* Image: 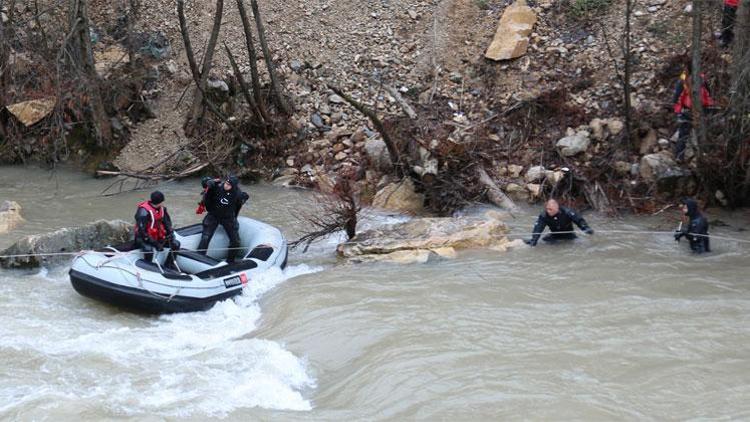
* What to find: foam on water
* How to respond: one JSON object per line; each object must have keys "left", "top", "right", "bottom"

{"left": 0, "top": 264, "right": 322, "bottom": 418}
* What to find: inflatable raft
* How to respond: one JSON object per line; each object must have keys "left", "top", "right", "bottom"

{"left": 69, "top": 217, "right": 288, "bottom": 313}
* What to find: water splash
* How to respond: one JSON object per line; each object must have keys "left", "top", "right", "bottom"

{"left": 0, "top": 264, "right": 322, "bottom": 418}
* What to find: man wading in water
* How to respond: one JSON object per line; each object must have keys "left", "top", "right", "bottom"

{"left": 525, "top": 199, "right": 594, "bottom": 246}
{"left": 674, "top": 198, "right": 710, "bottom": 253}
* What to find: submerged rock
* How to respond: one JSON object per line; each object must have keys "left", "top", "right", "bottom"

{"left": 338, "top": 214, "right": 517, "bottom": 264}
{"left": 0, "top": 201, "right": 25, "bottom": 234}
{"left": 0, "top": 220, "right": 131, "bottom": 269}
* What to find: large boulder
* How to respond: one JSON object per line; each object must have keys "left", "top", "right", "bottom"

{"left": 640, "top": 153, "right": 694, "bottom": 195}
{"left": 372, "top": 178, "right": 424, "bottom": 214}
{"left": 556, "top": 131, "right": 590, "bottom": 157}
{"left": 640, "top": 152, "right": 677, "bottom": 181}
{"left": 524, "top": 165, "right": 546, "bottom": 182}
{"left": 0, "top": 201, "right": 25, "bottom": 234}
{"left": 338, "top": 214, "right": 519, "bottom": 263}
{"left": 484, "top": 0, "right": 537, "bottom": 61}
{"left": 5, "top": 97, "right": 56, "bottom": 127}
{"left": 0, "top": 220, "right": 131, "bottom": 269}
{"left": 364, "top": 137, "right": 392, "bottom": 171}
{"left": 94, "top": 45, "right": 130, "bottom": 76}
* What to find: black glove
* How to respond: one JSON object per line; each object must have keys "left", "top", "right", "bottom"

{"left": 201, "top": 176, "right": 212, "bottom": 188}
{"left": 524, "top": 239, "right": 537, "bottom": 247}
{"left": 674, "top": 231, "right": 684, "bottom": 242}
{"left": 584, "top": 227, "right": 594, "bottom": 235}
{"left": 155, "top": 241, "right": 164, "bottom": 252}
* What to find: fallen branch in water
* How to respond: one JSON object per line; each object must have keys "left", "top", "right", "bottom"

{"left": 290, "top": 168, "right": 360, "bottom": 252}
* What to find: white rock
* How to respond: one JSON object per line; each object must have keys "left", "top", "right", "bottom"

{"left": 556, "top": 132, "right": 590, "bottom": 157}
{"left": 525, "top": 165, "right": 546, "bottom": 182}
{"left": 526, "top": 183, "right": 542, "bottom": 197}
{"left": 328, "top": 94, "right": 344, "bottom": 104}
{"left": 508, "top": 164, "right": 524, "bottom": 178}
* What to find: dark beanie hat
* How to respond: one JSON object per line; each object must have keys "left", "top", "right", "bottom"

{"left": 150, "top": 191, "right": 165, "bottom": 205}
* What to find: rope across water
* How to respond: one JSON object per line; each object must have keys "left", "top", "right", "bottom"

{"left": 0, "top": 229, "right": 748, "bottom": 260}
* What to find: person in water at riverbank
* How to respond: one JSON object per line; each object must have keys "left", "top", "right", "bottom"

{"left": 134, "top": 191, "right": 179, "bottom": 263}
{"left": 196, "top": 175, "right": 249, "bottom": 263}
{"left": 674, "top": 198, "right": 710, "bottom": 253}
{"left": 524, "top": 199, "right": 594, "bottom": 246}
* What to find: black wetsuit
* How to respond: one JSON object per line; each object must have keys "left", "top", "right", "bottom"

{"left": 675, "top": 199, "right": 710, "bottom": 253}
{"left": 134, "top": 204, "right": 178, "bottom": 263}
{"left": 197, "top": 177, "right": 249, "bottom": 262}
{"left": 528, "top": 207, "right": 592, "bottom": 246}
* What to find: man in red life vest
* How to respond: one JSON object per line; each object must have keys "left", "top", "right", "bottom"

{"left": 134, "top": 191, "right": 179, "bottom": 263}
{"left": 720, "top": 0, "right": 738, "bottom": 48}
{"left": 672, "top": 62, "right": 715, "bottom": 161}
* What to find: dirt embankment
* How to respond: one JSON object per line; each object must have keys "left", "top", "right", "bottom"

{"left": 7, "top": 0, "right": 729, "bottom": 210}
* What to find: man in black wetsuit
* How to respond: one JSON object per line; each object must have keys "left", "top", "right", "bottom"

{"left": 133, "top": 191, "right": 180, "bottom": 264}
{"left": 196, "top": 175, "right": 249, "bottom": 263}
{"left": 525, "top": 199, "right": 594, "bottom": 246}
{"left": 674, "top": 198, "right": 710, "bottom": 253}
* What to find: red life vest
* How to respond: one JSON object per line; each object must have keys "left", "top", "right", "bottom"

{"left": 725, "top": 0, "right": 738, "bottom": 8}
{"left": 674, "top": 74, "right": 715, "bottom": 114}
{"left": 135, "top": 201, "right": 167, "bottom": 242}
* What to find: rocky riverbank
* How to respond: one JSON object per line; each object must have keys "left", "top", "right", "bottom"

{"left": 1, "top": 0, "right": 736, "bottom": 212}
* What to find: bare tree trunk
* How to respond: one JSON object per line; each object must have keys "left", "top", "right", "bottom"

{"left": 71, "top": 0, "right": 112, "bottom": 147}
{"left": 728, "top": 0, "right": 750, "bottom": 203}
{"left": 188, "top": 0, "right": 224, "bottom": 127}
{"left": 125, "top": 0, "right": 138, "bottom": 66}
{"left": 4, "top": 0, "right": 16, "bottom": 41}
{"left": 224, "top": 42, "right": 264, "bottom": 124}
{"left": 177, "top": 0, "right": 246, "bottom": 143}
{"left": 0, "top": 0, "right": 8, "bottom": 138}
{"left": 690, "top": 0, "right": 707, "bottom": 154}
{"left": 327, "top": 84, "right": 402, "bottom": 174}
{"left": 249, "top": 0, "right": 290, "bottom": 114}
{"left": 236, "top": 0, "right": 269, "bottom": 122}
{"left": 176, "top": 0, "right": 200, "bottom": 81}
{"left": 33, "top": 0, "right": 49, "bottom": 54}
{"left": 623, "top": 0, "right": 633, "bottom": 148}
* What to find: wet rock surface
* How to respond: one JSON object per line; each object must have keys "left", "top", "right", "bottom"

{"left": 0, "top": 220, "right": 131, "bottom": 269}
{"left": 338, "top": 214, "right": 519, "bottom": 264}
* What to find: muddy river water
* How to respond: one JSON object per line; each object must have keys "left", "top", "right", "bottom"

{"left": 1, "top": 166, "right": 749, "bottom": 420}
